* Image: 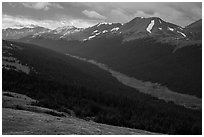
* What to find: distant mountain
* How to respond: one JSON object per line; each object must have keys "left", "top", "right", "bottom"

{"left": 120, "top": 17, "right": 187, "bottom": 41}
{"left": 2, "top": 25, "right": 50, "bottom": 40}
{"left": 52, "top": 26, "right": 82, "bottom": 35}
{"left": 16, "top": 17, "right": 187, "bottom": 42}
{"left": 23, "top": 22, "right": 122, "bottom": 41}
{"left": 31, "top": 26, "right": 84, "bottom": 40}
{"left": 72, "top": 22, "right": 122, "bottom": 41}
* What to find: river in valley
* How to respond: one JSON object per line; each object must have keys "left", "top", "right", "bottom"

{"left": 66, "top": 53, "right": 202, "bottom": 110}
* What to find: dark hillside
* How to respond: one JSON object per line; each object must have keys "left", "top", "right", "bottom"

{"left": 65, "top": 37, "right": 202, "bottom": 97}
{"left": 17, "top": 36, "right": 202, "bottom": 97}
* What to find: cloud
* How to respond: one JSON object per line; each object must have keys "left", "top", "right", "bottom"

{"left": 22, "top": 2, "right": 63, "bottom": 11}
{"left": 108, "top": 9, "right": 133, "bottom": 23}
{"left": 7, "top": 2, "right": 17, "bottom": 7}
{"left": 3, "top": 2, "right": 202, "bottom": 27}
{"left": 82, "top": 10, "right": 106, "bottom": 20}
{"left": 167, "top": 3, "right": 202, "bottom": 21}
{"left": 2, "top": 14, "right": 97, "bottom": 29}
{"left": 74, "top": 2, "right": 202, "bottom": 26}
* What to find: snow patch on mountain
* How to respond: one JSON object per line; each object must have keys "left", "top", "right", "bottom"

{"left": 146, "top": 20, "right": 155, "bottom": 33}
{"left": 102, "top": 30, "right": 108, "bottom": 33}
{"left": 177, "top": 31, "right": 186, "bottom": 37}
{"left": 88, "top": 35, "right": 96, "bottom": 39}
{"left": 95, "top": 32, "right": 101, "bottom": 36}
{"left": 111, "top": 27, "right": 119, "bottom": 31}
{"left": 178, "top": 27, "right": 183, "bottom": 30}
{"left": 92, "top": 30, "right": 98, "bottom": 34}
{"left": 168, "top": 27, "right": 174, "bottom": 31}
{"left": 158, "top": 28, "right": 162, "bottom": 30}
{"left": 87, "top": 31, "right": 102, "bottom": 40}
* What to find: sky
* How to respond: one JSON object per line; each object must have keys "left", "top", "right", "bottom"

{"left": 2, "top": 2, "right": 202, "bottom": 29}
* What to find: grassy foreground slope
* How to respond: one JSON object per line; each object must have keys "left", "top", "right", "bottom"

{"left": 3, "top": 91, "right": 156, "bottom": 135}
{"left": 3, "top": 108, "right": 157, "bottom": 135}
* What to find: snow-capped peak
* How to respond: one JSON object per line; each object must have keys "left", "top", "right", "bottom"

{"left": 55, "top": 26, "right": 76, "bottom": 31}
{"left": 97, "top": 22, "right": 113, "bottom": 27}
{"left": 6, "top": 24, "right": 40, "bottom": 29}
{"left": 52, "top": 26, "right": 81, "bottom": 34}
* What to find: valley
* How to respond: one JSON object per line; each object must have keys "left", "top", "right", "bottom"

{"left": 65, "top": 37, "right": 202, "bottom": 98}
{"left": 8, "top": 18, "right": 201, "bottom": 98}
{"left": 66, "top": 53, "right": 201, "bottom": 110}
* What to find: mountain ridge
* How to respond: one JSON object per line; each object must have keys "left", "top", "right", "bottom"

{"left": 3, "top": 17, "right": 202, "bottom": 44}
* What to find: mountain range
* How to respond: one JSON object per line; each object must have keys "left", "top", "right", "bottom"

{"left": 3, "top": 17, "right": 202, "bottom": 45}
